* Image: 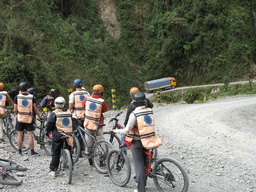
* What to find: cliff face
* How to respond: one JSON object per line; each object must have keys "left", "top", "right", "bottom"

{"left": 98, "top": 0, "right": 121, "bottom": 38}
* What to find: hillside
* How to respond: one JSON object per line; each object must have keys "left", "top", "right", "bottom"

{"left": 0, "top": 0, "right": 255, "bottom": 108}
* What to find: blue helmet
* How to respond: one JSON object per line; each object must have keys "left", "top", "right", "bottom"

{"left": 73, "top": 79, "right": 83, "bottom": 88}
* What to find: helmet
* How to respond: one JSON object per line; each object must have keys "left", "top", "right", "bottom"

{"left": 130, "top": 87, "right": 140, "bottom": 95}
{"left": 28, "top": 87, "right": 35, "bottom": 94}
{"left": 19, "top": 82, "right": 29, "bottom": 91}
{"left": 0, "top": 83, "right": 5, "bottom": 90}
{"left": 73, "top": 79, "right": 83, "bottom": 88}
{"left": 132, "top": 91, "right": 146, "bottom": 106}
{"left": 92, "top": 84, "right": 104, "bottom": 94}
{"left": 54, "top": 97, "right": 66, "bottom": 108}
{"left": 50, "top": 89, "right": 56, "bottom": 95}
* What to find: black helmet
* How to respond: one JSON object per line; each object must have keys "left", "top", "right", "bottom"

{"left": 28, "top": 87, "right": 35, "bottom": 94}
{"left": 73, "top": 79, "right": 83, "bottom": 88}
{"left": 132, "top": 91, "right": 146, "bottom": 106}
{"left": 19, "top": 82, "right": 29, "bottom": 91}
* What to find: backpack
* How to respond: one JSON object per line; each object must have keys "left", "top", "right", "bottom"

{"left": 40, "top": 97, "right": 47, "bottom": 108}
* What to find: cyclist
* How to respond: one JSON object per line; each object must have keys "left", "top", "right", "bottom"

{"left": 40, "top": 89, "right": 57, "bottom": 118}
{"left": 113, "top": 91, "right": 162, "bottom": 192}
{"left": 82, "top": 84, "right": 108, "bottom": 165}
{"left": 69, "top": 79, "right": 90, "bottom": 157}
{"left": 0, "top": 82, "right": 14, "bottom": 143}
{"left": 14, "top": 82, "right": 43, "bottom": 156}
{"left": 45, "top": 96, "right": 73, "bottom": 177}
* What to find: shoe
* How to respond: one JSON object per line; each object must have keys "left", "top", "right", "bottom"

{"left": 31, "top": 151, "right": 40, "bottom": 156}
{"left": 17, "top": 151, "right": 22, "bottom": 156}
{"left": 49, "top": 171, "right": 56, "bottom": 177}
{"left": 88, "top": 158, "right": 93, "bottom": 166}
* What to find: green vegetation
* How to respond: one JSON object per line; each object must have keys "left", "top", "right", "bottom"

{"left": 0, "top": 0, "right": 255, "bottom": 108}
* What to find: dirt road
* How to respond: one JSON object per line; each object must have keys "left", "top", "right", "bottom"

{"left": 1, "top": 95, "right": 256, "bottom": 192}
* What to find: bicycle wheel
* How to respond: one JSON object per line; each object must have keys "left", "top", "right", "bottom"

{"left": 61, "top": 149, "right": 72, "bottom": 184}
{"left": 71, "top": 135, "right": 81, "bottom": 164}
{"left": 6, "top": 118, "right": 15, "bottom": 139}
{"left": 92, "top": 140, "right": 113, "bottom": 174}
{"left": 0, "top": 158, "right": 27, "bottom": 171}
{"left": 103, "top": 132, "right": 121, "bottom": 149}
{"left": 40, "top": 134, "right": 52, "bottom": 156}
{"left": 106, "top": 149, "right": 131, "bottom": 187}
{"left": 152, "top": 158, "right": 189, "bottom": 192}
{"left": 0, "top": 171, "right": 23, "bottom": 185}
{"left": 9, "top": 130, "right": 30, "bottom": 152}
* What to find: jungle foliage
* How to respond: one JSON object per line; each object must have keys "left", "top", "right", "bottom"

{"left": 0, "top": 0, "right": 255, "bottom": 108}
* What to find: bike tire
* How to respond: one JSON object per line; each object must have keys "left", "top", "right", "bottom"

{"left": 0, "top": 158, "right": 27, "bottom": 171}
{"left": 106, "top": 149, "right": 131, "bottom": 187}
{"left": 71, "top": 134, "right": 81, "bottom": 164}
{"left": 92, "top": 140, "right": 113, "bottom": 174}
{"left": 0, "top": 172, "right": 23, "bottom": 185}
{"left": 6, "top": 118, "right": 15, "bottom": 139}
{"left": 9, "top": 130, "right": 30, "bottom": 152}
{"left": 103, "top": 132, "right": 121, "bottom": 149}
{"left": 62, "top": 149, "right": 72, "bottom": 184}
{"left": 152, "top": 157, "right": 189, "bottom": 192}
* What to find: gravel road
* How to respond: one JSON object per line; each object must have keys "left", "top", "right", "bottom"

{"left": 1, "top": 95, "right": 256, "bottom": 192}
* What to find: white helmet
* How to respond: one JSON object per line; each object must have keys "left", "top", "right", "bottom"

{"left": 54, "top": 97, "right": 66, "bottom": 108}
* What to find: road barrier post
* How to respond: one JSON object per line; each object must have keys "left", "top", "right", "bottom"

{"left": 111, "top": 89, "right": 117, "bottom": 110}
{"left": 157, "top": 88, "right": 161, "bottom": 103}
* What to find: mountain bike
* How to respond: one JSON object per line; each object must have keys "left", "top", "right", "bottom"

{"left": 0, "top": 158, "right": 27, "bottom": 185}
{"left": 9, "top": 118, "right": 52, "bottom": 155}
{"left": 73, "top": 120, "right": 113, "bottom": 174}
{"left": 106, "top": 141, "right": 189, "bottom": 192}
{"left": 2, "top": 108, "right": 15, "bottom": 139}
{"left": 103, "top": 111, "right": 123, "bottom": 149}
{"left": 56, "top": 134, "right": 73, "bottom": 184}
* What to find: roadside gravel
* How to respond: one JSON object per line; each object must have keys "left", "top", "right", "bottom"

{"left": 1, "top": 95, "right": 256, "bottom": 192}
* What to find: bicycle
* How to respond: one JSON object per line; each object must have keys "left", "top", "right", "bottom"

{"left": 0, "top": 158, "right": 27, "bottom": 185}
{"left": 56, "top": 134, "right": 73, "bottom": 184}
{"left": 9, "top": 118, "right": 52, "bottom": 155}
{"left": 103, "top": 111, "right": 123, "bottom": 149}
{"left": 73, "top": 120, "right": 113, "bottom": 174}
{"left": 106, "top": 141, "right": 189, "bottom": 192}
{"left": 2, "top": 108, "right": 15, "bottom": 139}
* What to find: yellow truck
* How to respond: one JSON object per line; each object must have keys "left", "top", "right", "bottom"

{"left": 144, "top": 77, "right": 177, "bottom": 91}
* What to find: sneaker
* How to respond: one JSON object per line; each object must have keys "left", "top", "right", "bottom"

{"left": 17, "top": 151, "right": 22, "bottom": 156}
{"left": 49, "top": 171, "right": 56, "bottom": 177}
{"left": 31, "top": 151, "right": 40, "bottom": 156}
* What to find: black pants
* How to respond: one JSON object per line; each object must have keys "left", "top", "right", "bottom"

{"left": 131, "top": 140, "right": 147, "bottom": 192}
{"left": 50, "top": 139, "right": 63, "bottom": 171}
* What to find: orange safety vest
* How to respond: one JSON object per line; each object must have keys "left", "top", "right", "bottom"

{"left": 73, "top": 91, "right": 89, "bottom": 119}
{"left": 54, "top": 109, "right": 73, "bottom": 133}
{"left": 0, "top": 91, "right": 7, "bottom": 115}
{"left": 17, "top": 94, "right": 33, "bottom": 123}
{"left": 84, "top": 97, "right": 104, "bottom": 130}
{"left": 125, "top": 108, "right": 162, "bottom": 150}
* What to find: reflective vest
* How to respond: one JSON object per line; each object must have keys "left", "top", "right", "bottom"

{"left": 54, "top": 109, "right": 72, "bottom": 133}
{"left": 0, "top": 91, "right": 7, "bottom": 115}
{"left": 73, "top": 91, "right": 89, "bottom": 119}
{"left": 17, "top": 94, "right": 33, "bottom": 123}
{"left": 125, "top": 108, "right": 162, "bottom": 150}
{"left": 84, "top": 97, "right": 104, "bottom": 130}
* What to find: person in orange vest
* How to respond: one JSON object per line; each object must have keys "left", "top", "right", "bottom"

{"left": 113, "top": 91, "right": 162, "bottom": 192}
{"left": 14, "top": 82, "right": 43, "bottom": 156}
{"left": 0, "top": 82, "right": 14, "bottom": 143}
{"left": 45, "top": 96, "right": 73, "bottom": 177}
{"left": 82, "top": 84, "right": 108, "bottom": 165}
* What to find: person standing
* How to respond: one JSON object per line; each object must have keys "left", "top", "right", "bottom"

{"left": 40, "top": 89, "right": 57, "bottom": 118}
{"left": 82, "top": 84, "right": 108, "bottom": 165}
{"left": 0, "top": 82, "right": 14, "bottom": 143}
{"left": 113, "top": 92, "right": 162, "bottom": 192}
{"left": 14, "top": 82, "right": 43, "bottom": 156}
{"left": 45, "top": 97, "right": 73, "bottom": 177}
{"left": 69, "top": 78, "right": 90, "bottom": 156}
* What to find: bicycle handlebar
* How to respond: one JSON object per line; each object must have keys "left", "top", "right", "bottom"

{"left": 108, "top": 111, "right": 123, "bottom": 124}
